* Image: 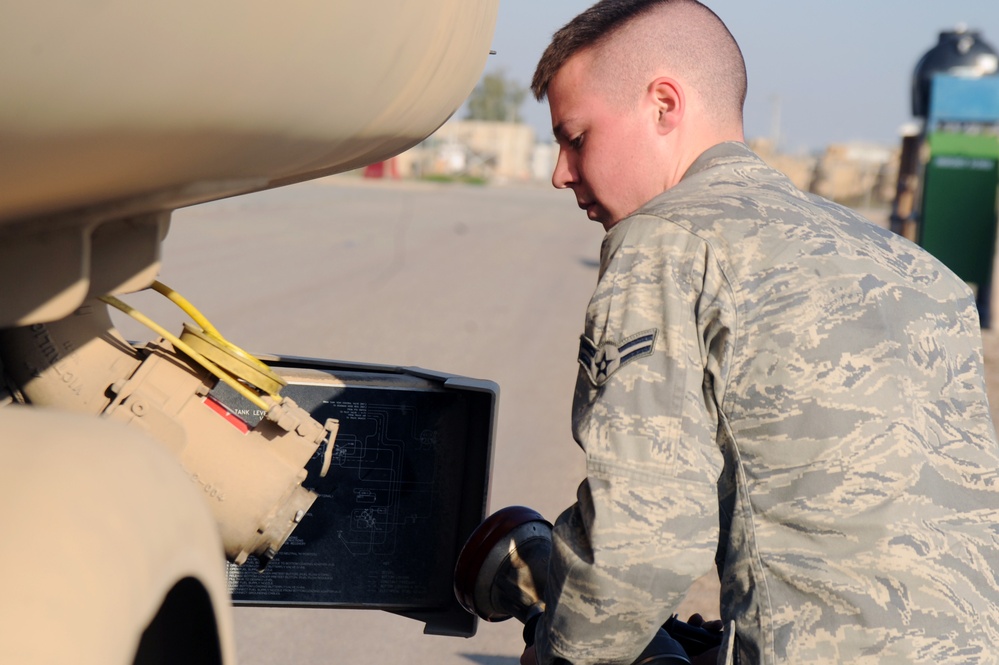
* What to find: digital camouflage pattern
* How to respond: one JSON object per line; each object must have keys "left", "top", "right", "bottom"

{"left": 534, "top": 142, "right": 999, "bottom": 664}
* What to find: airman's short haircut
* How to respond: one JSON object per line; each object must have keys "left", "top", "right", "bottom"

{"left": 532, "top": 0, "right": 747, "bottom": 125}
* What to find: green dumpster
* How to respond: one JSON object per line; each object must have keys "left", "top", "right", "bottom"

{"left": 919, "top": 132, "right": 999, "bottom": 326}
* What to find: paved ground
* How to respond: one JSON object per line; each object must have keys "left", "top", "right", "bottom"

{"left": 116, "top": 177, "right": 999, "bottom": 663}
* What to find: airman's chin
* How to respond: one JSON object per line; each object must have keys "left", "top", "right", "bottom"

{"left": 584, "top": 204, "right": 604, "bottom": 223}
{"left": 586, "top": 207, "right": 618, "bottom": 231}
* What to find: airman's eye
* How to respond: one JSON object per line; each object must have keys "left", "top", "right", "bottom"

{"left": 569, "top": 134, "right": 584, "bottom": 149}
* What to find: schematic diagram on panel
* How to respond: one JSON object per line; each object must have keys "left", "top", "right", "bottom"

{"left": 323, "top": 398, "right": 439, "bottom": 556}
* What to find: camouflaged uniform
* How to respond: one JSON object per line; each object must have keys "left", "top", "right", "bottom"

{"left": 534, "top": 141, "right": 999, "bottom": 664}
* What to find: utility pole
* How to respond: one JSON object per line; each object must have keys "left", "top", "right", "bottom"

{"left": 770, "top": 93, "right": 782, "bottom": 152}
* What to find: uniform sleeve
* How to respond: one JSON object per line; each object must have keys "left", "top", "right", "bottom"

{"left": 534, "top": 217, "right": 731, "bottom": 665}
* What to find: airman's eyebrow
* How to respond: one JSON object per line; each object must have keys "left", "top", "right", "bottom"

{"left": 552, "top": 122, "right": 571, "bottom": 143}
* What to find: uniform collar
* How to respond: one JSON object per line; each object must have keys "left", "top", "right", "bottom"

{"left": 680, "top": 141, "right": 759, "bottom": 182}
{"left": 604, "top": 141, "right": 760, "bottom": 242}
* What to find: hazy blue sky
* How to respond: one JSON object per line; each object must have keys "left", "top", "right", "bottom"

{"left": 477, "top": 1, "right": 999, "bottom": 153}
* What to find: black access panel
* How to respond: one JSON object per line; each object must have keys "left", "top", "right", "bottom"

{"left": 225, "top": 356, "right": 497, "bottom": 637}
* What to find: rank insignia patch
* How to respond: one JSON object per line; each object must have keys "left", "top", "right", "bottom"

{"left": 577, "top": 329, "right": 658, "bottom": 386}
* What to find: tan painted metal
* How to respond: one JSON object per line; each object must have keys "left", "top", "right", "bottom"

{"left": 0, "top": 407, "right": 237, "bottom": 664}
{"left": 0, "top": 212, "right": 169, "bottom": 329}
{"left": 0, "top": 0, "right": 498, "bottom": 225}
{"left": 0, "top": 302, "right": 142, "bottom": 413}
{"left": 1, "top": 302, "right": 334, "bottom": 566}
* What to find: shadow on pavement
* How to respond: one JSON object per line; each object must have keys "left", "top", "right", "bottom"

{"left": 460, "top": 655, "right": 521, "bottom": 665}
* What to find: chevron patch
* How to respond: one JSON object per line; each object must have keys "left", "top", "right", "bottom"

{"left": 577, "top": 329, "right": 658, "bottom": 386}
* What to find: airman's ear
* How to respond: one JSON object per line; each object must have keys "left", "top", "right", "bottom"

{"left": 650, "top": 77, "right": 684, "bottom": 134}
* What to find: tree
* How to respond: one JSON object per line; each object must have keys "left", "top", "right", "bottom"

{"left": 465, "top": 70, "right": 527, "bottom": 123}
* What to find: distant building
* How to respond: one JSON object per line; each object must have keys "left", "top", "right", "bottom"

{"left": 810, "top": 142, "right": 899, "bottom": 208}
{"left": 395, "top": 122, "right": 899, "bottom": 210}
{"left": 749, "top": 138, "right": 817, "bottom": 192}
{"left": 750, "top": 138, "right": 898, "bottom": 210}
{"left": 532, "top": 141, "right": 558, "bottom": 182}
{"left": 405, "top": 120, "right": 536, "bottom": 182}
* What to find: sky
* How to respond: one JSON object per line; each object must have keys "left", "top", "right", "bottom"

{"left": 475, "top": 0, "right": 999, "bottom": 154}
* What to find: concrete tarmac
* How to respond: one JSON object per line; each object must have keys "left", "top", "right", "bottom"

{"left": 113, "top": 176, "right": 999, "bottom": 664}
